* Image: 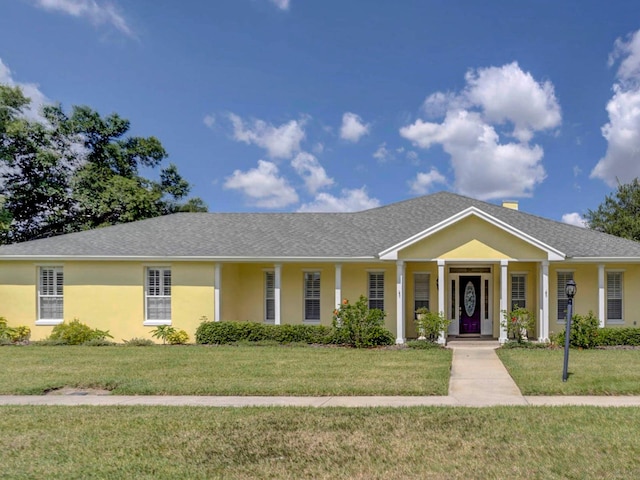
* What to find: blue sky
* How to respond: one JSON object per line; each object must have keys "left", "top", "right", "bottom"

{"left": 2, "top": 1, "right": 640, "bottom": 226}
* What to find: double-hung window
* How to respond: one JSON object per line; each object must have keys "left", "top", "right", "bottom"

{"left": 146, "top": 267, "right": 171, "bottom": 324}
{"left": 556, "top": 271, "right": 574, "bottom": 322}
{"left": 38, "top": 267, "right": 63, "bottom": 324}
{"left": 511, "top": 274, "right": 526, "bottom": 310}
{"left": 265, "top": 271, "right": 275, "bottom": 322}
{"left": 304, "top": 272, "right": 320, "bottom": 323}
{"left": 368, "top": 272, "right": 385, "bottom": 311}
{"left": 607, "top": 272, "right": 623, "bottom": 323}
{"left": 414, "top": 273, "right": 430, "bottom": 318}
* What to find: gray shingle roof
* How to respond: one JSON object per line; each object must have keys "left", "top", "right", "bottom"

{"left": 1, "top": 191, "right": 639, "bottom": 259}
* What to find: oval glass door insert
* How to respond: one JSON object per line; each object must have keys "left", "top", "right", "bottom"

{"left": 464, "top": 281, "right": 476, "bottom": 316}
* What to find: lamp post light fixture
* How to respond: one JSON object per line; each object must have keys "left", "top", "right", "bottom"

{"left": 562, "top": 279, "right": 577, "bottom": 382}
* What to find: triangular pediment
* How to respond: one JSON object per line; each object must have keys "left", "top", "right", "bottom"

{"left": 379, "top": 207, "right": 564, "bottom": 261}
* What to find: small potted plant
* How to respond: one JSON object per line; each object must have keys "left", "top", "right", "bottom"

{"left": 414, "top": 308, "right": 451, "bottom": 343}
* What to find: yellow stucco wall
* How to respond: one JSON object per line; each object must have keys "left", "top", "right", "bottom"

{"left": 398, "top": 216, "right": 547, "bottom": 260}
{"left": 2, "top": 257, "right": 640, "bottom": 343}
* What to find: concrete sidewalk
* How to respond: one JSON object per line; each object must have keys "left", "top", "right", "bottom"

{"left": 2, "top": 341, "right": 640, "bottom": 408}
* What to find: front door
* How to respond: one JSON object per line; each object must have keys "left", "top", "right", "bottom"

{"left": 459, "top": 276, "right": 481, "bottom": 334}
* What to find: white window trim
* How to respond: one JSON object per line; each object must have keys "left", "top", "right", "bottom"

{"left": 413, "top": 272, "right": 430, "bottom": 318}
{"left": 606, "top": 271, "right": 624, "bottom": 324}
{"left": 303, "top": 271, "right": 321, "bottom": 324}
{"left": 368, "top": 271, "right": 385, "bottom": 311}
{"left": 264, "top": 270, "right": 275, "bottom": 324}
{"left": 556, "top": 270, "right": 575, "bottom": 324}
{"left": 510, "top": 273, "right": 527, "bottom": 310}
{"left": 36, "top": 266, "right": 64, "bottom": 326}
{"left": 144, "top": 266, "right": 172, "bottom": 326}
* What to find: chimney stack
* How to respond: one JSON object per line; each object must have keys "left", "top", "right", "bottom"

{"left": 502, "top": 200, "right": 519, "bottom": 210}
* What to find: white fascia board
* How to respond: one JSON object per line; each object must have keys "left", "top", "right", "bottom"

{"left": 0, "top": 255, "right": 379, "bottom": 263}
{"left": 565, "top": 257, "right": 640, "bottom": 263}
{"left": 378, "top": 207, "right": 565, "bottom": 261}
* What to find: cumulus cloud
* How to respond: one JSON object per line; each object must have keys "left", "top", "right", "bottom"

{"left": 409, "top": 168, "right": 447, "bottom": 195}
{"left": 591, "top": 30, "right": 640, "bottom": 187}
{"left": 373, "top": 142, "right": 393, "bottom": 163}
{"left": 269, "top": 0, "right": 290, "bottom": 10}
{"left": 224, "top": 160, "right": 298, "bottom": 208}
{"left": 298, "top": 187, "right": 380, "bottom": 212}
{"left": 0, "top": 58, "right": 49, "bottom": 121}
{"left": 400, "top": 62, "right": 559, "bottom": 200}
{"left": 31, "top": 0, "right": 133, "bottom": 37}
{"left": 340, "top": 112, "right": 370, "bottom": 143}
{"left": 228, "top": 113, "right": 305, "bottom": 160}
{"left": 291, "top": 152, "right": 334, "bottom": 194}
{"left": 561, "top": 212, "right": 587, "bottom": 228}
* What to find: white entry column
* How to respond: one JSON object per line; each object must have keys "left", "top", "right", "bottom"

{"left": 396, "top": 261, "right": 405, "bottom": 344}
{"left": 538, "top": 261, "right": 549, "bottom": 341}
{"left": 214, "top": 263, "right": 222, "bottom": 322}
{"left": 499, "top": 260, "right": 508, "bottom": 343}
{"left": 274, "top": 264, "right": 282, "bottom": 325}
{"left": 437, "top": 260, "right": 446, "bottom": 344}
{"left": 598, "top": 264, "right": 605, "bottom": 328}
{"left": 335, "top": 263, "right": 342, "bottom": 310}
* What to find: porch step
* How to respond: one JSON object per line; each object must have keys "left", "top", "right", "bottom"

{"left": 446, "top": 339, "right": 500, "bottom": 349}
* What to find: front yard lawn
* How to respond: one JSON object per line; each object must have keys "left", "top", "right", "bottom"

{"left": 0, "top": 344, "right": 451, "bottom": 396}
{"left": 2, "top": 405, "right": 640, "bottom": 479}
{"left": 497, "top": 348, "right": 640, "bottom": 395}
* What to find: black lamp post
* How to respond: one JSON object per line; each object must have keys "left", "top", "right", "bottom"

{"left": 562, "top": 279, "right": 577, "bottom": 382}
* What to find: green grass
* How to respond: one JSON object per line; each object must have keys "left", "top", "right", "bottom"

{"left": 1, "top": 405, "right": 639, "bottom": 479}
{"left": 497, "top": 348, "right": 640, "bottom": 395}
{"left": 0, "top": 345, "right": 451, "bottom": 395}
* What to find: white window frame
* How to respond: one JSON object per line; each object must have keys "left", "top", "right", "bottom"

{"left": 414, "top": 272, "right": 430, "bottom": 319}
{"left": 265, "top": 271, "right": 275, "bottom": 323}
{"left": 511, "top": 273, "right": 527, "bottom": 310}
{"left": 303, "top": 271, "right": 321, "bottom": 323}
{"left": 606, "top": 271, "right": 624, "bottom": 324}
{"left": 144, "top": 267, "right": 172, "bottom": 326}
{"left": 37, "top": 266, "right": 64, "bottom": 325}
{"left": 368, "top": 272, "right": 385, "bottom": 311}
{"left": 556, "top": 271, "right": 574, "bottom": 323}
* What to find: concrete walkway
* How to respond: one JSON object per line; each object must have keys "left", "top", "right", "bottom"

{"left": 2, "top": 341, "right": 640, "bottom": 407}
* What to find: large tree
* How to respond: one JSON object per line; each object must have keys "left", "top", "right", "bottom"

{"left": 585, "top": 178, "right": 640, "bottom": 241}
{"left": 0, "top": 85, "right": 207, "bottom": 243}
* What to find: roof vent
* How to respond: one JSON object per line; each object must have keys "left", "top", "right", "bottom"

{"left": 502, "top": 200, "right": 519, "bottom": 210}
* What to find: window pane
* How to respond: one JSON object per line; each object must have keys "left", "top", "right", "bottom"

{"left": 607, "top": 272, "right": 623, "bottom": 321}
{"left": 304, "top": 272, "right": 321, "bottom": 321}
{"left": 511, "top": 274, "right": 525, "bottom": 310}
{"left": 414, "top": 273, "right": 429, "bottom": 318}
{"left": 40, "top": 296, "right": 63, "bottom": 319}
{"left": 557, "top": 272, "right": 573, "bottom": 320}
{"left": 368, "top": 273, "right": 384, "bottom": 311}
{"left": 146, "top": 267, "right": 171, "bottom": 321}
{"left": 265, "top": 272, "right": 275, "bottom": 321}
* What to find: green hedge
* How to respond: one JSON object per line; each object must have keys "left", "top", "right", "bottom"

{"left": 195, "top": 321, "right": 334, "bottom": 345}
{"left": 596, "top": 328, "right": 640, "bottom": 346}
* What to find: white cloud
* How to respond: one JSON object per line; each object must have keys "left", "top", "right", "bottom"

{"left": 373, "top": 142, "right": 393, "bottom": 163}
{"left": 561, "top": 212, "right": 587, "bottom": 228}
{"left": 224, "top": 160, "right": 298, "bottom": 208}
{"left": 31, "top": 0, "right": 133, "bottom": 37}
{"left": 203, "top": 114, "right": 216, "bottom": 129}
{"left": 340, "top": 112, "right": 370, "bottom": 143}
{"left": 464, "top": 62, "right": 561, "bottom": 142}
{"left": 291, "top": 152, "right": 334, "bottom": 194}
{"left": 409, "top": 168, "right": 447, "bottom": 195}
{"left": 298, "top": 187, "right": 380, "bottom": 212}
{"left": 0, "top": 58, "right": 49, "bottom": 121}
{"left": 228, "top": 113, "right": 305, "bottom": 160}
{"left": 400, "top": 63, "right": 558, "bottom": 200}
{"left": 269, "top": 0, "right": 290, "bottom": 10}
{"left": 591, "top": 30, "right": 640, "bottom": 187}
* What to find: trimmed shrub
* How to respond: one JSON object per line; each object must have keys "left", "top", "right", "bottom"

{"left": 554, "top": 311, "right": 600, "bottom": 348}
{"left": 414, "top": 309, "right": 451, "bottom": 343}
{"left": 82, "top": 338, "right": 116, "bottom": 346}
{"left": 332, "top": 296, "right": 395, "bottom": 348}
{"left": 49, "top": 319, "right": 113, "bottom": 345}
{"left": 195, "top": 321, "right": 333, "bottom": 345}
{"left": 167, "top": 329, "right": 190, "bottom": 345}
{"left": 0, "top": 317, "right": 31, "bottom": 344}
{"left": 596, "top": 328, "right": 640, "bottom": 346}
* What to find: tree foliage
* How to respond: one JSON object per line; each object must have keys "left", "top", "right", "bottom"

{"left": 0, "top": 84, "right": 207, "bottom": 243}
{"left": 585, "top": 178, "right": 640, "bottom": 241}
